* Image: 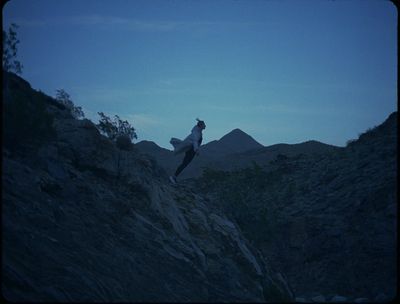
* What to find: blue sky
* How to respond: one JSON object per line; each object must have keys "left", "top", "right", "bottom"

{"left": 3, "top": 0, "right": 397, "bottom": 149}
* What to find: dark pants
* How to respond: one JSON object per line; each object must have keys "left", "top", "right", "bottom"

{"left": 175, "top": 147, "right": 196, "bottom": 177}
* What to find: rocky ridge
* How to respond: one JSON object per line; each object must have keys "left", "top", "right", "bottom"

{"left": 2, "top": 73, "right": 293, "bottom": 302}
{"left": 197, "top": 112, "right": 397, "bottom": 301}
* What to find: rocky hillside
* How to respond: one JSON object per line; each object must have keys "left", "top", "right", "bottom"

{"left": 197, "top": 112, "right": 397, "bottom": 302}
{"left": 2, "top": 72, "right": 293, "bottom": 302}
{"left": 135, "top": 140, "right": 179, "bottom": 177}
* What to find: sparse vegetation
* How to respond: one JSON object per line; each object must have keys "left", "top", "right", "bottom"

{"left": 2, "top": 23, "right": 23, "bottom": 74}
{"left": 96, "top": 112, "right": 137, "bottom": 143}
{"left": 55, "top": 89, "right": 85, "bottom": 119}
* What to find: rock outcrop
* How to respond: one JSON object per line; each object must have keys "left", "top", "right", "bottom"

{"left": 198, "top": 112, "right": 397, "bottom": 301}
{"left": 3, "top": 72, "right": 396, "bottom": 302}
{"left": 2, "top": 73, "right": 293, "bottom": 302}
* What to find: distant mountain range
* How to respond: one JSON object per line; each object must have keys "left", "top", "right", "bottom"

{"left": 135, "top": 128, "right": 340, "bottom": 179}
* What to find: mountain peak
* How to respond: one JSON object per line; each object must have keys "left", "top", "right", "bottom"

{"left": 201, "top": 128, "right": 263, "bottom": 157}
{"left": 220, "top": 128, "right": 252, "bottom": 140}
{"left": 227, "top": 128, "right": 247, "bottom": 135}
{"left": 219, "top": 129, "right": 263, "bottom": 146}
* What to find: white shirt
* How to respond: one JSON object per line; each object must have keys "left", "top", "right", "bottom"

{"left": 170, "top": 125, "right": 203, "bottom": 154}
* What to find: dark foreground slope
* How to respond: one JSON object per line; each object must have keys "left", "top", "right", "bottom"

{"left": 198, "top": 112, "right": 397, "bottom": 302}
{"left": 2, "top": 73, "right": 293, "bottom": 302}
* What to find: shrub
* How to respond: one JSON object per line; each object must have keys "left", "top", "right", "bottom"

{"left": 55, "top": 89, "right": 84, "bottom": 119}
{"left": 2, "top": 23, "right": 23, "bottom": 74}
{"left": 97, "top": 112, "right": 137, "bottom": 143}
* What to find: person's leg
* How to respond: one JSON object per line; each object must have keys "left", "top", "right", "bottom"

{"left": 174, "top": 148, "right": 196, "bottom": 177}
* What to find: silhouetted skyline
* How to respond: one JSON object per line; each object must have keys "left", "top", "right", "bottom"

{"left": 3, "top": 0, "right": 397, "bottom": 149}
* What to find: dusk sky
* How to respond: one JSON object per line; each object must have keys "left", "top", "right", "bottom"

{"left": 3, "top": 0, "right": 397, "bottom": 149}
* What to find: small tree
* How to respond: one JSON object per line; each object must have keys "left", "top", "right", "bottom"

{"left": 3, "top": 23, "right": 23, "bottom": 74}
{"left": 55, "top": 89, "right": 84, "bottom": 119}
{"left": 97, "top": 112, "right": 137, "bottom": 143}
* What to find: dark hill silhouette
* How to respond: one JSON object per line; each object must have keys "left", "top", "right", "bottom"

{"left": 135, "top": 130, "right": 339, "bottom": 178}
{"left": 135, "top": 140, "right": 169, "bottom": 154}
{"left": 201, "top": 128, "right": 264, "bottom": 158}
{"left": 210, "top": 140, "right": 340, "bottom": 172}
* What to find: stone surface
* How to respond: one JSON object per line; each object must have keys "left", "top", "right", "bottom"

{"left": 330, "top": 295, "right": 348, "bottom": 302}
{"left": 311, "top": 295, "right": 326, "bottom": 302}
{"left": 374, "top": 293, "right": 388, "bottom": 302}
{"left": 354, "top": 298, "right": 369, "bottom": 303}
{"left": 295, "top": 297, "right": 307, "bottom": 303}
{"left": 196, "top": 112, "right": 397, "bottom": 300}
{"left": 2, "top": 73, "right": 294, "bottom": 302}
{"left": 3, "top": 72, "right": 396, "bottom": 303}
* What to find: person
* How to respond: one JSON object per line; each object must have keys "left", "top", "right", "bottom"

{"left": 169, "top": 118, "right": 206, "bottom": 184}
